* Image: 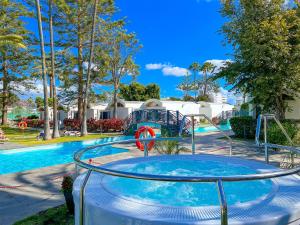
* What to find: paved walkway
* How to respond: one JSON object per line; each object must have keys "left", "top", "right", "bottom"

{"left": 0, "top": 142, "right": 25, "bottom": 150}
{"left": 0, "top": 132, "right": 298, "bottom": 225}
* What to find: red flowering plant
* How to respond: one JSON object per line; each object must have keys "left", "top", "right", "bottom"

{"left": 61, "top": 176, "right": 73, "bottom": 193}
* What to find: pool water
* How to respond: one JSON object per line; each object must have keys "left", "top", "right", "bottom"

{"left": 194, "top": 124, "right": 231, "bottom": 133}
{"left": 0, "top": 136, "right": 131, "bottom": 175}
{"left": 102, "top": 156, "right": 274, "bottom": 207}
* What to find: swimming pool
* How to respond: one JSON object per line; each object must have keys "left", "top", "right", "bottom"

{"left": 0, "top": 136, "right": 131, "bottom": 175}
{"left": 73, "top": 155, "right": 300, "bottom": 225}
{"left": 194, "top": 124, "right": 231, "bottom": 133}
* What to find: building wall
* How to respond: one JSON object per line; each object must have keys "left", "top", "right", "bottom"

{"left": 286, "top": 97, "right": 300, "bottom": 120}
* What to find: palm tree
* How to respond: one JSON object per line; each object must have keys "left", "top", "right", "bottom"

{"left": 35, "top": 0, "right": 51, "bottom": 140}
{"left": 49, "top": 0, "right": 60, "bottom": 138}
{"left": 81, "top": 0, "right": 98, "bottom": 136}
{"left": 188, "top": 62, "right": 201, "bottom": 101}
{"left": 201, "top": 62, "right": 216, "bottom": 97}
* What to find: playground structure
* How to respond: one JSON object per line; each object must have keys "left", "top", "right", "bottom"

{"left": 123, "top": 109, "right": 192, "bottom": 136}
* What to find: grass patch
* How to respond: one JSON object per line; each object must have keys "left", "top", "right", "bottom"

{"left": 1, "top": 126, "right": 114, "bottom": 146}
{"left": 13, "top": 205, "right": 74, "bottom": 225}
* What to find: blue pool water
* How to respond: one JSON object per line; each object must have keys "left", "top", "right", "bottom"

{"left": 0, "top": 136, "right": 131, "bottom": 175}
{"left": 194, "top": 124, "right": 231, "bottom": 133}
{"left": 103, "top": 156, "right": 274, "bottom": 206}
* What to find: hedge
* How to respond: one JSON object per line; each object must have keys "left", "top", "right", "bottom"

{"left": 230, "top": 116, "right": 257, "bottom": 139}
{"left": 18, "top": 118, "right": 124, "bottom": 133}
{"left": 63, "top": 118, "right": 124, "bottom": 132}
{"left": 230, "top": 116, "right": 299, "bottom": 145}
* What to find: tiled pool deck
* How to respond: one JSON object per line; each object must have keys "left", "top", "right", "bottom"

{"left": 0, "top": 132, "right": 298, "bottom": 225}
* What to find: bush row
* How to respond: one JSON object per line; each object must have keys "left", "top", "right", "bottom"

{"left": 19, "top": 118, "right": 124, "bottom": 132}
{"left": 20, "top": 119, "right": 53, "bottom": 128}
{"left": 63, "top": 118, "right": 124, "bottom": 132}
{"left": 229, "top": 116, "right": 299, "bottom": 145}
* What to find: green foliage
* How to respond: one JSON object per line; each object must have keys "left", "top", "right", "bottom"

{"left": 61, "top": 176, "right": 73, "bottom": 193}
{"left": 197, "top": 95, "right": 211, "bottom": 102}
{"left": 230, "top": 116, "right": 257, "bottom": 139}
{"left": 119, "top": 82, "right": 160, "bottom": 101}
{"left": 35, "top": 97, "right": 44, "bottom": 108}
{"left": 183, "top": 95, "right": 195, "bottom": 102}
{"left": 0, "top": 0, "right": 35, "bottom": 124}
{"left": 177, "top": 73, "right": 193, "bottom": 99}
{"left": 230, "top": 116, "right": 299, "bottom": 144}
{"left": 267, "top": 121, "right": 299, "bottom": 145}
{"left": 155, "top": 128, "right": 190, "bottom": 155}
{"left": 154, "top": 140, "right": 183, "bottom": 155}
{"left": 168, "top": 97, "right": 182, "bottom": 101}
{"left": 13, "top": 205, "right": 74, "bottom": 225}
{"left": 240, "top": 103, "right": 249, "bottom": 111}
{"left": 218, "top": 0, "right": 300, "bottom": 119}
{"left": 27, "top": 114, "right": 39, "bottom": 119}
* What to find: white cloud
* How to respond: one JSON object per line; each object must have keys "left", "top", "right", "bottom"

{"left": 162, "top": 66, "right": 190, "bottom": 77}
{"left": 146, "top": 63, "right": 190, "bottom": 77}
{"left": 204, "top": 59, "right": 233, "bottom": 73}
{"left": 145, "top": 63, "right": 167, "bottom": 70}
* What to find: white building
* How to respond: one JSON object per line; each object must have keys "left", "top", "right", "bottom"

{"left": 285, "top": 97, "right": 300, "bottom": 120}
{"left": 212, "top": 92, "right": 228, "bottom": 104}
{"left": 41, "top": 99, "right": 234, "bottom": 122}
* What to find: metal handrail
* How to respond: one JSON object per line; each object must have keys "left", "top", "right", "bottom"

{"left": 255, "top": 114, "right": 299, "bottom": 165}
{"left": 179, "top": 114, "right": 233, "bottom": 156}
{"left": 74, "top": 137, "right": 300, "bottom": 225}
{"left": 74, "top": 137, "right": 300, "bottom": 182}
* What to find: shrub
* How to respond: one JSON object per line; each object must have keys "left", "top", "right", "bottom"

{"left": 267, "top": 120, "right": 299, "bottom": 145}
{"left": 230, "top": 116, "right": 299, "bottom": 144}
{"left": 63, "top": 118, "right": 124, "bottom": 132}
{"left": 61, "top": 176, "right": 73, "bottom": 193}
{"left": 230, "top": 116, "right": 257, "bottom": 139}
{"left": 27, "top": 114, "right": 39, "bottom": 119}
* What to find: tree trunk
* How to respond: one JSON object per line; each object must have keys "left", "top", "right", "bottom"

{"left": 276, "top": 95, "right": 286, "bottom": 120}
{"left": 81, "top": 0, "right": 98, "bottom": 136}
{"left": 203, "top": 71, "right": 208, "bottom": 97}
{"left": 2, "top": 54, "right": 8, "bottom": 125}
{"left": 113, "top": 86, "right": 118, "bottom": 119}
{"left": 49, "top": 73, "right": 53, "bottom": 98}
{"left": 77, "top": 0, "right": 83, "bottom": 121}
{"left": 35, "top": 0, "right": 51, "bottom": 140}
{"left": 193, "top": 72, "right": 197, "bottom": 101}
{"left": 49, "top": 0, "right": 60, "bottom": 138}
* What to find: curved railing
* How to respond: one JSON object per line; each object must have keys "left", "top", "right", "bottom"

{"left": 74, "top": 137, "right": 300, "bottom": 225}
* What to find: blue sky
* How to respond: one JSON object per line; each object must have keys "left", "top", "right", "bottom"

{"left": 24, "top": 0, "right": 235, "bottom": 102}
{"left": 115, "top": 0, "right": 233, "bottom": 99}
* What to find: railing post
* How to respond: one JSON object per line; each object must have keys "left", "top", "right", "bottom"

{"left": 144, "top": 141, "right": 148, "bottom": 157}
{"left": 191, "top": 116, "right": 195, "bottom": 155}
{"left": 80, "top": 169, "right": 92, "bottom": 225}
{"left": 264, "top": 116, "right": 269, "bottom": 164}
{"left": 167, "top": 110, "right": 170, "bottom": 126}
{"left": 216, "top": 179, "right": 228, "bottom": 225}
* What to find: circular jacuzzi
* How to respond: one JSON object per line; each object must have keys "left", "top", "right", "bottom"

{"left": 73, "top": 154, "right": 300, "bottom": 225}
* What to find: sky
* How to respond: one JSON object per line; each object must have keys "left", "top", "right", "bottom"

{"left": 114, "top": 0, "right": 234, "bottom": 101}
{"left": 24, "top": 0, "right": 237, "bottom": 103}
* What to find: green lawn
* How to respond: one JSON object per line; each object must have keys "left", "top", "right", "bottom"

{"left": 1, "top": 126, "right": 114, "bottom": 146}
{"left": 13, "top": 205, "right": 74, "bottom": 225}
